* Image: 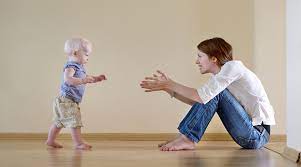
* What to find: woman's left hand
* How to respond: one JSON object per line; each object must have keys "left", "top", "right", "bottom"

{"left": 140, "top": 70, "right": 171, "bottom": 92}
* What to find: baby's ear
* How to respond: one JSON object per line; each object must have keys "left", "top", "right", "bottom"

{"left": 73, "top": 51, "right": 79, "bottom": 56}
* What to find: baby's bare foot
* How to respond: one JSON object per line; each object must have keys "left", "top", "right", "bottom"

{"left": 46, "top": 141, "right": 63, "bottom": 148}
{"left": 75, "top": 143, "right": 92, "bottom": 150}
{"left": 160, "top": 135, "right": 195, "bottom": 151}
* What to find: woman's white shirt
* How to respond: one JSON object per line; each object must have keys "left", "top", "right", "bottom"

{"left": 197, "top": 60, "right": 276, "bottom": 126}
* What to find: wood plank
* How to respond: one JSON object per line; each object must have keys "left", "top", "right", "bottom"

{"left": 283, "top": 146, "right": 301, "bottom": 163}
{"left": 0, "top": 133, "right": 286, "bottom": 142}
{"left": 0, "top": 140, "right": 297, "bottom": 167}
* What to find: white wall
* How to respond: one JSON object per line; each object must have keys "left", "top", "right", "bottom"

{"left": 286, "top": 0, "right": 301, "bottom": 151}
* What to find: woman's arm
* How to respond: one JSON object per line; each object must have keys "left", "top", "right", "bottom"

{"left": 140, "top": 70, "right": 203, "bottom": 105}
{"left": 166, "top": 89, "right": 196, "bottom": 105}
{"left": 168, "top": 81, "right": 202, "bottom": 105}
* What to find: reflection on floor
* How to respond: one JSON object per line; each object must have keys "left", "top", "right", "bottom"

{"left": 0, "top": 140, "right": 299, "bottom": 167}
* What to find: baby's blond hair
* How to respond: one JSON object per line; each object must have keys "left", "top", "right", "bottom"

{"left": 64, "top": 37, "right": 92, "bottom": 55}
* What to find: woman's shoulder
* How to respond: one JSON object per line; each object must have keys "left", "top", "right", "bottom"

{"left": 221, "top": 60, "right": 245, "bottom": 71}
{"left": 216, "top": 60, "right": 247, "bottom": 79}
{"left": 224, "top": 60, "right": 243, "bottom": 66}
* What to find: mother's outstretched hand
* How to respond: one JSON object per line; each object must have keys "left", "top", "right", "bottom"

{"left": 140, "top": 70, "right": 171, "bottom": 92}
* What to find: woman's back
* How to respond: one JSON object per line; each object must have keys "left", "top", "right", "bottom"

{"left": 223, "top": 61, "right": 275, "bottom": 126}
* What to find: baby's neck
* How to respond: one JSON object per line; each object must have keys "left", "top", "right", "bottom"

{"left": 68, "top": 56, "right": 80, "bottom": 64}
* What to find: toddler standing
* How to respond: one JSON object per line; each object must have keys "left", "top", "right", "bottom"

{"left": 46, "top": 37, "right": 106, "bottom": 150}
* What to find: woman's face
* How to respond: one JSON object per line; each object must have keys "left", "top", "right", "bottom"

{"left": 196, "top": 50, "right": 219, "bottom": 74}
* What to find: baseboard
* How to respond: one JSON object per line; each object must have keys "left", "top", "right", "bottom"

{"left": 0, "top": 133, "right": 286, "bottom": 142}
{"left": 282, "top": 146, "right": 301, "bottom": 163}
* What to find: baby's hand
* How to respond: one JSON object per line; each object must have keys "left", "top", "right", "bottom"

{"left": 82, "top": 76, "right": 96, "bottom": 84}
{"left": 94, "top": 74, "right": 107, "bottom": 82}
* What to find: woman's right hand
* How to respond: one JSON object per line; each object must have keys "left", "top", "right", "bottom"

{"left": 140, "top": 70, "right": 172, "bottom": 92}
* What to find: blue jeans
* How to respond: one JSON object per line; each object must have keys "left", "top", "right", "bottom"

{"left": 178, "top": 89, "right": 270, "bottom": 149}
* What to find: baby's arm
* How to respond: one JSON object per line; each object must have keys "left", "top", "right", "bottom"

{"left": 64, "top": 68, "right": 95, "bottom": 86}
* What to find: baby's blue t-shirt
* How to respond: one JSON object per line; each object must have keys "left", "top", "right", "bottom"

{"left": 60, "top": 61, "right": 86, "bottom": 103}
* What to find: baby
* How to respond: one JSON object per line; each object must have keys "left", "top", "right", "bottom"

{"left": 46, "top": 37, "right": 106, "bottom": 150}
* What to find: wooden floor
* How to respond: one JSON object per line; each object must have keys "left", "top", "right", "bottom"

{"left": 0, "top": 140, "right": 299, "bottom": 167}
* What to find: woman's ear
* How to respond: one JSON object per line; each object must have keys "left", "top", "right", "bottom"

{"left": 211, "top": 56, "right": 218, "bottom": 63}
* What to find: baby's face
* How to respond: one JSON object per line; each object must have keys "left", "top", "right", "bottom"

{"left": 76, "top": 47, "right": 91, "bottom": 64}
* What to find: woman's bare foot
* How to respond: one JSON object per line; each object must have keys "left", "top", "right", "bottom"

{"left": 160, "top": 134, "right": 195, "bottom": 151}
{"left": 158, "top": 141, "right": 170, "bottom": 148}
{"left": 45, "top": 141, "right": 63, "bottom": 148}
{"left": 158, "top": 134, "right": 181, "bottom": 147}
{"left": 75, "top": 143, "right": 92, "bottom": 150}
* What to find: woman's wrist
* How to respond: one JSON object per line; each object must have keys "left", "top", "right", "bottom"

{"left": 165, "top": 89, "right": 175, "bottom": 98}
{"left": 170, "top": 91, "right": 175, "bottom": 98}
{"left": 163, "top": 78, "right": 173, "bottom": 90}
{"left": 165, "top": 80, "right": 176, "bottom": 98}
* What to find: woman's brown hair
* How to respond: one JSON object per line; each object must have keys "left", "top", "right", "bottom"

{"left": 197, "top": 37, "right": 233, "bottom": 66}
